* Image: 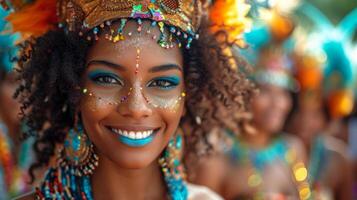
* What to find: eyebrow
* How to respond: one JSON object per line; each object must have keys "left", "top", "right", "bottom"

{"left": 86, "top": 60, "right": 126, "bottom": 71}
{"left": 87, "top": 60, "right": 182, "bottom": 72}
{"left": 149, "top": 64, "right": 182, "bottom": 73}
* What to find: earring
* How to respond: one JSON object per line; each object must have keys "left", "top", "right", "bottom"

{"left": 159, "top": 128, "right": 188, "bottom": 200}
{"left": 62, "top": 122, "right": 99, "bottom": 177}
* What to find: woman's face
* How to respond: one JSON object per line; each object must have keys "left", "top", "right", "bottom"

{"left": 0, "top": 72, "right": 21, "bottom": 126}
{"left": 251, "top": 84, "right": 292, "bottom": 134}
{"left": 293, "top": 102, "right": 326, "bottom": 142}
{"left": 79, "top": 21, "right": 185, "bottom": 169}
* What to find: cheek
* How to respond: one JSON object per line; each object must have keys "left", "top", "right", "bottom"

{"left": 79, "top": 94, "right": 115, "bottom": 134}
{"left": 252, "top": 94, "right": 270, "bottom": 115}
{"left": 160, "top": 99, "right": 185, "bottom": 139}
{"left": 0, "top": 85, "right": 20, "bottom": 117}
{"left": 278, "top": 95, "right": 292, "bottom": 114}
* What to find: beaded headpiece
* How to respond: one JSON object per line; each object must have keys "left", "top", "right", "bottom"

{"left": 1, "top": 0, "right": 252, "bottom": 49}
{"left": 1, "top": 0, "right": 205, "bottom": 48}
{"left": 239, "top": 24, "right": 297, "bottom": 91}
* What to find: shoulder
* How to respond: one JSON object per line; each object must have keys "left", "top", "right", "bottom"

{"left": 281, "top": 134, "right": 307, "bottom": 162}
{"left": 187, "top": 183, "right": 224, "bottom": 200}
{"left": 281, "top": 134, "right": 305, "bottom": 153}
{"left": 322, "top": 136, "right": 351, "bottom": 172}
{"left": 322, "top": 135, "right": 349, "bottom": 159}
{"left": 13, "top": 192, "right": 36, "bottom": 200}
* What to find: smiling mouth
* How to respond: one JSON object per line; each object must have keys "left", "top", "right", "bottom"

{"left": 107, "top": 126, "right": 160, "bottom": 147}
{"left": 109, "top": 128, "right": 155, "bottom": 139}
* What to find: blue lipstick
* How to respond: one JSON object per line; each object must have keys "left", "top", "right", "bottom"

{"left": 118, "top": 134, "right": 155, "bottom": 147}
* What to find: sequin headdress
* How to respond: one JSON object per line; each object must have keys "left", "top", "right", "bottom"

{"left": 1, "top": 0, "right": 252, "bottom": 49}
{"left": 1, "top": 0, "right": 206, "bottom": 48}
{"left": 239, "top": 24, "right": 297, "bottom": 91}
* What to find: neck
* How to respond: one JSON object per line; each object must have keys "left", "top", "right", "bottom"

{"left": 241, "top": 128, "right": 275, "bottom": 149}
{"left": 92, "top": 153, "right": 167, "bottom": 200}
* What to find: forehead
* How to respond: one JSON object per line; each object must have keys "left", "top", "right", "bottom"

{"left": 86, "top": 20, "right": 183, "bottom": 68}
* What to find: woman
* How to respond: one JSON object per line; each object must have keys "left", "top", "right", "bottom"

{"left": 288, "top": 92, "right": 353, "bottom": 200}
{"left": 0, "top": 7, "right": 34, "bottom": 198}
{"left": 2, "top": 0, "right": 253, "bottom": 199}
{"left": 192, "top": 22, "right": 310, "bottom": 199}
{"left": 287, "top": 51, "right": 353, "bottom": 200}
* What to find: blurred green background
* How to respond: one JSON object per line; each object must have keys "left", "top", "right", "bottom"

{"left": 308, "top": 0, "right": 357, "bottom": 24}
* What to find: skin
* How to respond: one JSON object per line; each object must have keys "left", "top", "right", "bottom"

{"left": 193, "top": 84, "right": 307, "bottom": 199}
{"left": 17, "top": 20, "right": 186, "bottom": 200}
{"left": 288, "top": 98, "right": 353, "bottom": 200}
{"left": 0, "top": 71, "right": 22, "bottom": 159}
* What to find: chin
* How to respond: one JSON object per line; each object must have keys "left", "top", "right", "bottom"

{"left": 119, "top": 157, "right": 155, "bottom": 169}
{"left": 265, "top": 124, "right": 284, "bottom": 134}
{"left": 100, "top": 133, "right": 168, "bottom": 170}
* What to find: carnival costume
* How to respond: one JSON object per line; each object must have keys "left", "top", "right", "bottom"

{"left": 0, "top": 7, "right": 34, "bottom": 199}
{"left": 0, "top": 0, "right": 251, "bottom": 199}
{"left": 233, "top": 13, "right": 312, "bottom": 199}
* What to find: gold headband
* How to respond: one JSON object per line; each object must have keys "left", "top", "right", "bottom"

{"left": 57, "top": 0, "right": 203, "bottom": 36}
{"left": 2, "top": 0, "right": 251, "bottom": 49}
{"left": 2, "top": 0, "right": 204, "bottom": 48}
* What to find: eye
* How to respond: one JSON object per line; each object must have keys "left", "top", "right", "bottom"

{"left": 148, "top": 76, "right": 180, "bottom": 90}
{"left": 88, "top": 71, "right": 123, "bottom": 86}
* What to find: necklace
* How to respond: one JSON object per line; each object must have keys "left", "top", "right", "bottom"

{"left": 35, "top": 161, "right": 188, "bottom": 200}
{"left": 35, "top": 135, "right": 188, "bottom": 200}
{"left": 228, "top": 132, "right": 312, "bottom": 200}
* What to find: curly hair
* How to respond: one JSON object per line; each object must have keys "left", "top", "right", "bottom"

{"left": 15, "top": 18, "right": 254, "bottom": 181}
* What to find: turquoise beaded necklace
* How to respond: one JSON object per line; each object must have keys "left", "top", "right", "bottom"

{"left": 35, "top": 135, "right": 188, "bottom": 200}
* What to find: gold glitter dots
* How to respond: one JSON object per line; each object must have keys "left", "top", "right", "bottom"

{"left": 298, "top": 184, "right": 312, "bottom": 200}
{"left": 285, "top": 149, "right": 296, "bottom": 164}
{"left": 293, "top": 162, "right": 308, "bottom": 182}
{"left": 248, "top": 173, "right": 262, "bottom": 187}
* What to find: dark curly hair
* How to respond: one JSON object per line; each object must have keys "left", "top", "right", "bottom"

{"left": 15, "top": 18, "right": 254, "bottom": 181}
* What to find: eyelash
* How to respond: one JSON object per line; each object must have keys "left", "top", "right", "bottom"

{"left": 90, "top": 74, "right": 123, "bottom": 86}
{"left": 148, "top": 78, "right": 180, "bottom": 89}
{"left": 89, "top": 73, "right": 179, "bottom": 89}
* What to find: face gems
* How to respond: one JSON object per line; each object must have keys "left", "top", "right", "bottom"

{"left": 82, "top": 83, "right": 185, "bottom": 113}
{"left": 137, "top": 18, "right": 143, "bottom": 33}
{"left": 144, "top": 92, "right": 186, "bottom": 111}
{"left": 135, "top": 47, "right": 140, "bottom": 75}
{"left": 112, "top": 18, "right": 127, "bottom": 42}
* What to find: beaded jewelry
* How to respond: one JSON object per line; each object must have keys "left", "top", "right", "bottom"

{"left": 228, "top": 133, "right": 312, "bottom": 200}
{"left": 35, "top": 129, "right": 188, "bottom": 200}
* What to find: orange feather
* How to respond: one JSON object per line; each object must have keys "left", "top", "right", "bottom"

{"left": 6, "top": 0, "right": 58, "bottom": 38}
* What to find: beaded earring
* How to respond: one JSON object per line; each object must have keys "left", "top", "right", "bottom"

{"left": 159, "top": 129, "right": 188, "bottom": 200}
{"left": 62, "top": 121, "right": 99, "bottom": 177}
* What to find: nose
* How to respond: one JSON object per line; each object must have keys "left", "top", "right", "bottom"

{"left": 273, "top": 92, "right": 291, "bottom": 112}
{"left": 117, "top": 84, "right": 152, "bottom": 119}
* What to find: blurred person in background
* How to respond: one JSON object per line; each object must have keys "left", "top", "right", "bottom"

{"left": 348, "top": 112, "right": 357, "bottom": 200}
{"left": 287, "top": 52, "right": 353, "bottom": 200}
{"left": 0, "top": 7, "right": 34, "bottom": 199}
{"left": 191, "top": 14, "right": 312, "bottom": 200}
{"left": 287, "top": 3, "right": 357, "bottom": 199}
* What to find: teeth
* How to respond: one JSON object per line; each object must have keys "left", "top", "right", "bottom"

{"left": 137, "top": 132, "right": 143, "bottom": 139}
{"left": 110, "top": 128, "right": 155, "bottom": 140}
{"left": 129, "top": 131, "right": 135, "bottom": 139}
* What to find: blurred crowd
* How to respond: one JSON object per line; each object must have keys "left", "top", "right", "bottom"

{"left": 0, "top": 0, "right": 357, "bottom": 200}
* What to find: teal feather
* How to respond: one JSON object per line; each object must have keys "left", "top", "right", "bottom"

{"left": 0, "top": 7, "right": 18, "bottom": 73}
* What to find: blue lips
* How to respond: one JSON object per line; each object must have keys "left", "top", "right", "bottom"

{"left": 118, "top": 134, "right": 154, "bottom": 147}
